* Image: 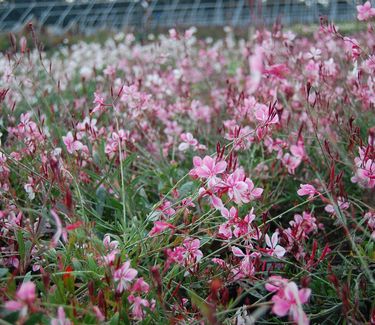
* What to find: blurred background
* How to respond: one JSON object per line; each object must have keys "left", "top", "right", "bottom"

{"left": 0, "top": 0, "right": 369, "bottom": 35}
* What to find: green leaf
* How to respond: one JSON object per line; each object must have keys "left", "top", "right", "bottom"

{"left": 16, "top": 230, "right": 26, "bottom": 265}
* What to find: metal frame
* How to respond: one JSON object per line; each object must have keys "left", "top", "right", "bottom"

{"left": 0, "top": 0, "right": 360, "bottom": 34}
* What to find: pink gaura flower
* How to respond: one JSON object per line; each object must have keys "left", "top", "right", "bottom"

{"left": 225, "top": 168, "right": 249, "bottom": 204}
{"left": 24, "top": 177, "right": 36, "bottom": 200}
{"left": 62, "top": 132, "right": 83, "bottom": 154}
{"left": 289, "top": 211, "right": 320, "bottom": 236}
{"left": 324, "top": 196, "right": 349, "bottom": 215}
{"left": 271, "top": 281, "right": 311, "bottom": 325}
{"left": 297, "top": 184, "right": 317, "bottom": 199}
{"left": 149, "top": 221, "right": 175, "bottom": 236}
{"left": 131, "top": 278, "right": 150, "bottom": 293}
{"left": 282, "top": 153, "right": 302, "bottom": 174}
{"left": 254, "top": 103, "right": 279, "bottom": 125}
{"left": 178, "top": 132, "right": 198, "bottom": 151}
{"left": 5, "top": 281, "right": 36, "bottom": 316}
{"left": 266, "top": 278, "right": 311, "bottom": 325}
{"left": 364, "top": 211, "right": 375, "bottom": 239}
{"left": 231, "top": 246, "right": 258, "bottom": 279}
{"left": 128, "top": 295, "right": 150, "bottom": 320}
{"left": 211, "top": 194, "right": 225, "bottom": 210}
{"left": 182, "top": 238, "right": 203, "bottom": 263}
{"left": 190, "top": 156, "right": 227, "bottom": 186}
{"left": 103, "top": 234, "right": 119, "bottom": 251}
{"left": 113, "top": 261, "right": 138, "bottom": 293}
{"left": 265, "top": 232, "right": 286, "bottom": 258}
{"left": 357, "top": 1, "right": 375, "bottom": 21}
{"left": 157, "top": 200, "right": 176, "bottom": 218}
{"left": 264, "top": 63, "right": 289, "bottom": 79}
{"left": 265, "top": 275, "right": 289, "bottom": 293}
{"left": 351, "top": 147, "right": 375, "bottom": 189}
{"left": 92, "top": 92, "right": 106, "bottom": 114}
{"left": 51, "top": 307, "right": 72, "bottom": 325}
{"left": 220, "top": 168, "right": 263, "bottom": 204}
{"left": 218, "top": 207, "right": 238, "bottom": 239}
{"left": 246, "top": 178, "right": 263, "bottom": 201}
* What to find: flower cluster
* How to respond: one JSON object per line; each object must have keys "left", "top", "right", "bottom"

{"left": 0, "top": 10, "right": 374, "bottom": 324}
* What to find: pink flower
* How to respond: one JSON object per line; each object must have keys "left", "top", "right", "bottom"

{"left": 92, "top": 92, "right": 106, "bottom": 114}
{"left": 211, "top": 194, "right": 224, "bottom": 210}
{"left": 289, "top": 211, "right": 320, "bottom": 236}
{"left": 113, "top": 261, "right": 138, "bottom": 293}
{"left": 351, "top": 148, "right": 375, "bottom": 189}
{"left": 265, "top": 275, "right": 289, "bottom": 293}
{"left": 148, "top": 221, "right": 175, "bottom": 236}
{"left": 62, "top": 132, "right": 83, "bottom": 154}
{"left": 169, "top": 28, "right": 178, "bottom": 40}
{"left": 128, "top": 295, "right": 150, "bottom": 320}
{"left": 178, "top": 132, "right": 198, "bottom": 151}
{"left": 254, "top": 104, "right": 279, "bottom": 125}
{"left": 282, "top": 153, "right": 302, "bottom": 174}
{"left": 51, "top": 307, "right": 72, "bottom": 325}
{"left": 102, "top": 250, "right": 119, "bottom": 266}
{"left": 132, "top": 278, "right": 150, "bottom": 293}
{"left": 324, "top": 196, "right": 349, "bottom": 215}
{"left": 218, "top": 207, "right": 238, "bottom": 239}
{"left": 246, "top": 178, "right": 263, "bottom": 200}
{"left": 92, "top": 306, "right": 105, "bottom": 322}
{"left": 297, "top": 184, "right": 317, "bottom": 199}
{"left": 225, "top": 168, "right": 249, "bottom": 204}
{"left": 5, "top": 281, "right": 36, "bottom": 316}
{"left": 264, "top": 63, "right": 289, "bottom": 79}
{"left": 231, "top": 246, "right": 258, "bottom": 279}
{"left": 50, "top": 209, "right": 66, "bottom": 248}
{"left": 364, "top": 211, "right": 375, "bottom": 239}
{"left": 265, "top": 232, "right": 286, "bottom": 258}
{"left": 271, "top": 281, "right": 311, "bottom": 325}
{"left": 103, "top": 234, "right": 119, "bottom": 251}
{"left": 212, "top": 258, "right": 228, "bottom": 268}
{"left": 357, "top": 1, "right": 375, "bottom": 21}
{"left": 190, "top": 156, "right": 227, "bottom": 186}
{"left": 182, "top": 238, "right": 203, "bottom": 263}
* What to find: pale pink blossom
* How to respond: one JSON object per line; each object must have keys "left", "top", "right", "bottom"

{"left": 266, "top": 279, "right": 311, "bottom": 325}
{"left": 190, "top": 156, "right": 227, "bottom": 186}
{"left": 324, "top": 197, "right": 349, "bottom": 215}
{"left": 51, "top": 307, "right": 72, "bottom": 325}
{"left": 128, "top": 295, "right": 150, "bottom": 320}
{"left": 132, "top": 278, "right": 150, "bottom": 293}
{"left": 265, "top": 232, "right": 286, "bottom": 258}
{"left": 254, "top": 104, "right": 279, "bottom": 125}
{"left": 246, "top": 178, "right": 263, "bottom": 200}
{"left": 357, "top": 1, "right": 375, "bottom": 21}
{"left": 182, "top": 238, "right": 203, "bottom": 263}
{"left": 178, "top": 132, "right": 198, "bottom": 151}
{"left": 92, "top": 92, "right": 106, "bottom": 114}
{"left": 149, "top": 221, "right": 175, "bottom": 236}
{"left": 103, "top": 234, "right": 119, "bottom": 251}
{"left": 114, "top": 261, "right": 138, "bottom": 293}
{"left": 225, "top": 168, "right": 249, "bottom": 204}
{"left": 62, "top": 132, "right": 83, "bottom": 154}
{"left": 231, "top": 246, "right": 258, "bottom": 279}
{"left": 5, "top": 281, "right": 36, "bottom": 316}
{"left": 282, "top": 153, "right": 302, "bottom": 174}
{"left": 351, "top": 148, "right": 375, "bottom": 189}
{"left": 297, "top": 184, "right": 317, "bottom": 199}
{"left": 364, "top": 211, "right": 375, "bottom": 239}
